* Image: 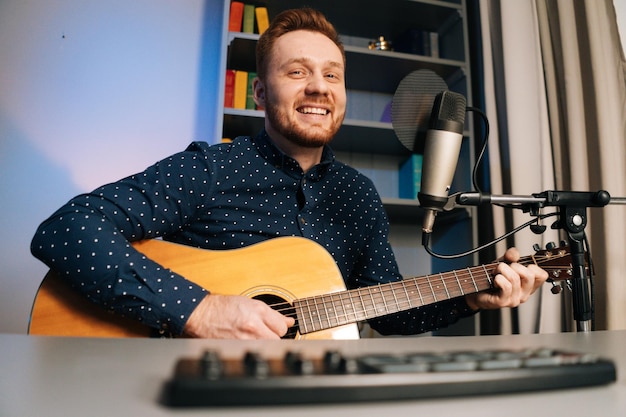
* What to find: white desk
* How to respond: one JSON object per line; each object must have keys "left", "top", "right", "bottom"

{"left": 1, "top": 331, "right": 624, "bottom": 416}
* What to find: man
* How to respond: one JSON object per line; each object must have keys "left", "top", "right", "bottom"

{"left": 31, "top": 8, "right": 548, "bottom": 339}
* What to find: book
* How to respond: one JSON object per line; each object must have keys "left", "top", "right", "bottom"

{"left": 429, "top": 32, "right": 439, "bottom": 58}
{"left": 398, "top": 154, "right": 423, "bottom": 199}
{"left": 224, "top": 69, "right": 236, "bottom": 108}
{"left": 242, "top": 4, "right": 255, "bottom": 34}
{"left": 393, "top": 29, "right": 438, "bottom": 57}
{"left": 233, "top": 70, "right": 249, "bottom": 109}
{"left": 246, "top": 72, "right": 257, "bottom": 110}
{"left": 228, "top": 1, "right": 244, "bottom": 32}
{"left": 255, "top": 7, "right": 269, "bottom": 34}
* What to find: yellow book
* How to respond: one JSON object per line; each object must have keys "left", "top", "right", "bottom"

{"left": 233, "top": 70, "right": 248, "bottom": 109}
{"left": 255, "top": 7, "right": 269, "bottom": 34}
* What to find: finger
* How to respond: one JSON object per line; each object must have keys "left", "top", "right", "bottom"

{"left": 528, "top": 264, "right": 550, "bottom": 291}
{"left": 496, "top": 263, "right": 520, "bottom": 292}
{"left": 262, "top": 308, "right": 296, "bottom": 338}
{"left": 499, "top": 247, "right": 520, "bottom": 263}
{"left": 509, "top": 263, "right": 535, "bottom": 301}
{"left": 492, "top": 273, "right": 512, "bottom": 295}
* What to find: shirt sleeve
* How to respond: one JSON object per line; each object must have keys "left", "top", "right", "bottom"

{"left": 30, "top": 143, "right": 211, "bottom": 335}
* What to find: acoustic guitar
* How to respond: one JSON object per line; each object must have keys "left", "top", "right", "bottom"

{"left": 28, "top": 236, "right": 580, "bottom": 339}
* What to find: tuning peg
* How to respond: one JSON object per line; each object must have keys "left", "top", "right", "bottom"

{"left": 546, "top": 242, "right": 557, "bottom": 250}
{"left": 560, "top": 240, "right": 568, "bottom": 247}
{"left": 533, "top": 243, "right": 541, "bottom": 252}
{"left": 550, "top": 282, "right": 562, "bottom": 294}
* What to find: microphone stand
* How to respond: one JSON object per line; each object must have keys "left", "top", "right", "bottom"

{"left": 447, "top": 190, "right": 623, "bottom": 332}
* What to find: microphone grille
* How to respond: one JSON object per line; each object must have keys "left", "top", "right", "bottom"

{"left": 431, "top": 91, "right": 467, "bottom": 125}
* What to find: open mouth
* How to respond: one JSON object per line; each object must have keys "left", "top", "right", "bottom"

{"left": 297, "top": 106, "right": 330, "bottom": 115}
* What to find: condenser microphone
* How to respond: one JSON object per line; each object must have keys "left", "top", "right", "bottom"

{"left": 418, "top": 91, "right": 467, "bottom": 236}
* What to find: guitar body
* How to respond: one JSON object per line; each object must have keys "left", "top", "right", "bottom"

{"left": 29, "top": 237, "right": 360, "bottom": 339}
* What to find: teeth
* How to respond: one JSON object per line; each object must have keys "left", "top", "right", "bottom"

{"left": 299, "top": 107, "right": 328, "bottom": 115}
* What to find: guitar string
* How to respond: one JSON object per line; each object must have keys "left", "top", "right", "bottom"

{"left": 263, "top": 253, "right": 571, "bottom": 332}
{"left": 270, "top": 255, "right": 563, "bottom": 324}
{"left": 270, "top": 262, "right": 559, "bottom": 323}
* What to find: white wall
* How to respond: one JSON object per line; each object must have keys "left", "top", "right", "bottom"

{"left": 0, "top": 0, "right": 223, "bottom": 333}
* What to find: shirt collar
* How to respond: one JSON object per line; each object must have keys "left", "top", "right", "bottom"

{"left": 253, "top": 130, "right": 335, "bottom": 181}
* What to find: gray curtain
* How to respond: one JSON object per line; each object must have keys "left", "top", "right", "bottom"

{"left": 479, "top": 0, "right": 626, "bottom": 333}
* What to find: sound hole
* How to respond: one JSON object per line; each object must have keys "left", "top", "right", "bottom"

{"left": 252, "top": 294, "right": 298, "bottom": 339}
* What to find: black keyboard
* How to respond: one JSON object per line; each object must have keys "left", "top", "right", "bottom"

{"left": 163, "top": 347, "right": 616, "bottom": 406}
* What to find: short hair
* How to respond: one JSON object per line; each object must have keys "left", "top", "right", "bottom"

{"left": 255, "top": 8, "right": 345, "bottom": 80}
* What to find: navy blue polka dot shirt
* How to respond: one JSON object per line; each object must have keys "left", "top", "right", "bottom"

{"left": 31, "top": 131, "right": 474, "bottom": 336}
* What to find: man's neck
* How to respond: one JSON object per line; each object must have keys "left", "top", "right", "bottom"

{"left": 266, "top": 132, "right": 324, "bottom": 173}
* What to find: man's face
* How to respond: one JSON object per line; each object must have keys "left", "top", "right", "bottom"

{"left": 255, "top": 30, "right": 347, "bottom": 148}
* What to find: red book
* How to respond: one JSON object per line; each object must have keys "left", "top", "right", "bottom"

{"left": 228, "top": 1, "right": 244, "bottom": 32}
{"left": 224, "top": 69, "right": 236, "bottom": 108}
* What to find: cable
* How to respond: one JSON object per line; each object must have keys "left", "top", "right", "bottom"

{"left": 422, "top": 212, "right": 559, "bottom": 259}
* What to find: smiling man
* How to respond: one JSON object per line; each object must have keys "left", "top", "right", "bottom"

{"left": 31, "top": 8, "right": 548, "bottom": 339}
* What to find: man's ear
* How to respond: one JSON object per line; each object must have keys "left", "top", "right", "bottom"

{"left": 253, "top": 77, "right": 266, "bottom": 108}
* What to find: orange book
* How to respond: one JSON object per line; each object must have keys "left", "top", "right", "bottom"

{"left": 224, "top": 69, "right": 236, "bottom": 108}
{"left": 255, "top": 7, "right": 269, "bottom": 34}
{"left": 228, "top": 1, "right": 244, "bottom": 32}
{"left": 233, "top": 70, "right": 248, "bottom": 109}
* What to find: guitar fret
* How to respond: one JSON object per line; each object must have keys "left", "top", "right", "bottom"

{"left": 401, "top": 281, "right": 413, "bottom": 309}
{"left": 374, "top": 285, "right": 389, "bottom": 315}
{"left": 295, "top": 300, "right": 309, "bottom": 334}
{"left": 453, "top": 270, "right": 464, "bottom": 295}
{"left": 440, "top": 272, "right": 451, "bottom": 299}
{"left": 319, "top": 294, "right": 332, "bottom": 329}
{"left": 305, "top": 297, "right": 317, "bottom": 332}
{"left": 413, "top": 279, "right": 425, "bottom": 305}
{"left": 427, "top": 275, "right": 437, "bottom": 302}
{"left": 330, "top": 293, "right": 341, "bottom": 327}
{"left": 334, "top": 292, "right": 347, "bottom": 326}
{"left": 367, "top": 287, "right": 377, "bottom": 316}
{"left": 357, "top": 289, "right": 367, "bottom": 322}
{"left": 389, "top": 282, "right": 401, "bottom": 312}
{"left": 345, "top": 291, "right": 356, "bottom": 324}
{"left": 314, "top": 296, "right": 325, "bottom": 331}
{"left": 468, "top": 267, "right": 479, "bottom": 292}
{"left": 482, "top": 265, "right": 493, "bottom": 287}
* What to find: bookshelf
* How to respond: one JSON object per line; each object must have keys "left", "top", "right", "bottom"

{"left": 218, "top": 0, "right": 478, "bottom": 335}
{"left": 219, "top": 0, "right": 473, "bottom": 209}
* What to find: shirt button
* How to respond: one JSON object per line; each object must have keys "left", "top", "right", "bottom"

{"left": 299, "top": 217, "right": 306, "bottom": 225}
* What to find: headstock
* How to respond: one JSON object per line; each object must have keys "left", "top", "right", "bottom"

{"left": 529, "top": 242, "right": 593, "bottom": 294}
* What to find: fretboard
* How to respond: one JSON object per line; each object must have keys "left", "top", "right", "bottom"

{"left": 294, "top": 262, "right": 499, "bottom": 334}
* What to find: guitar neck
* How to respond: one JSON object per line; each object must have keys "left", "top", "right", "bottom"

{"left": 294, "top": 262, "right": 499, "bottom": 334}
